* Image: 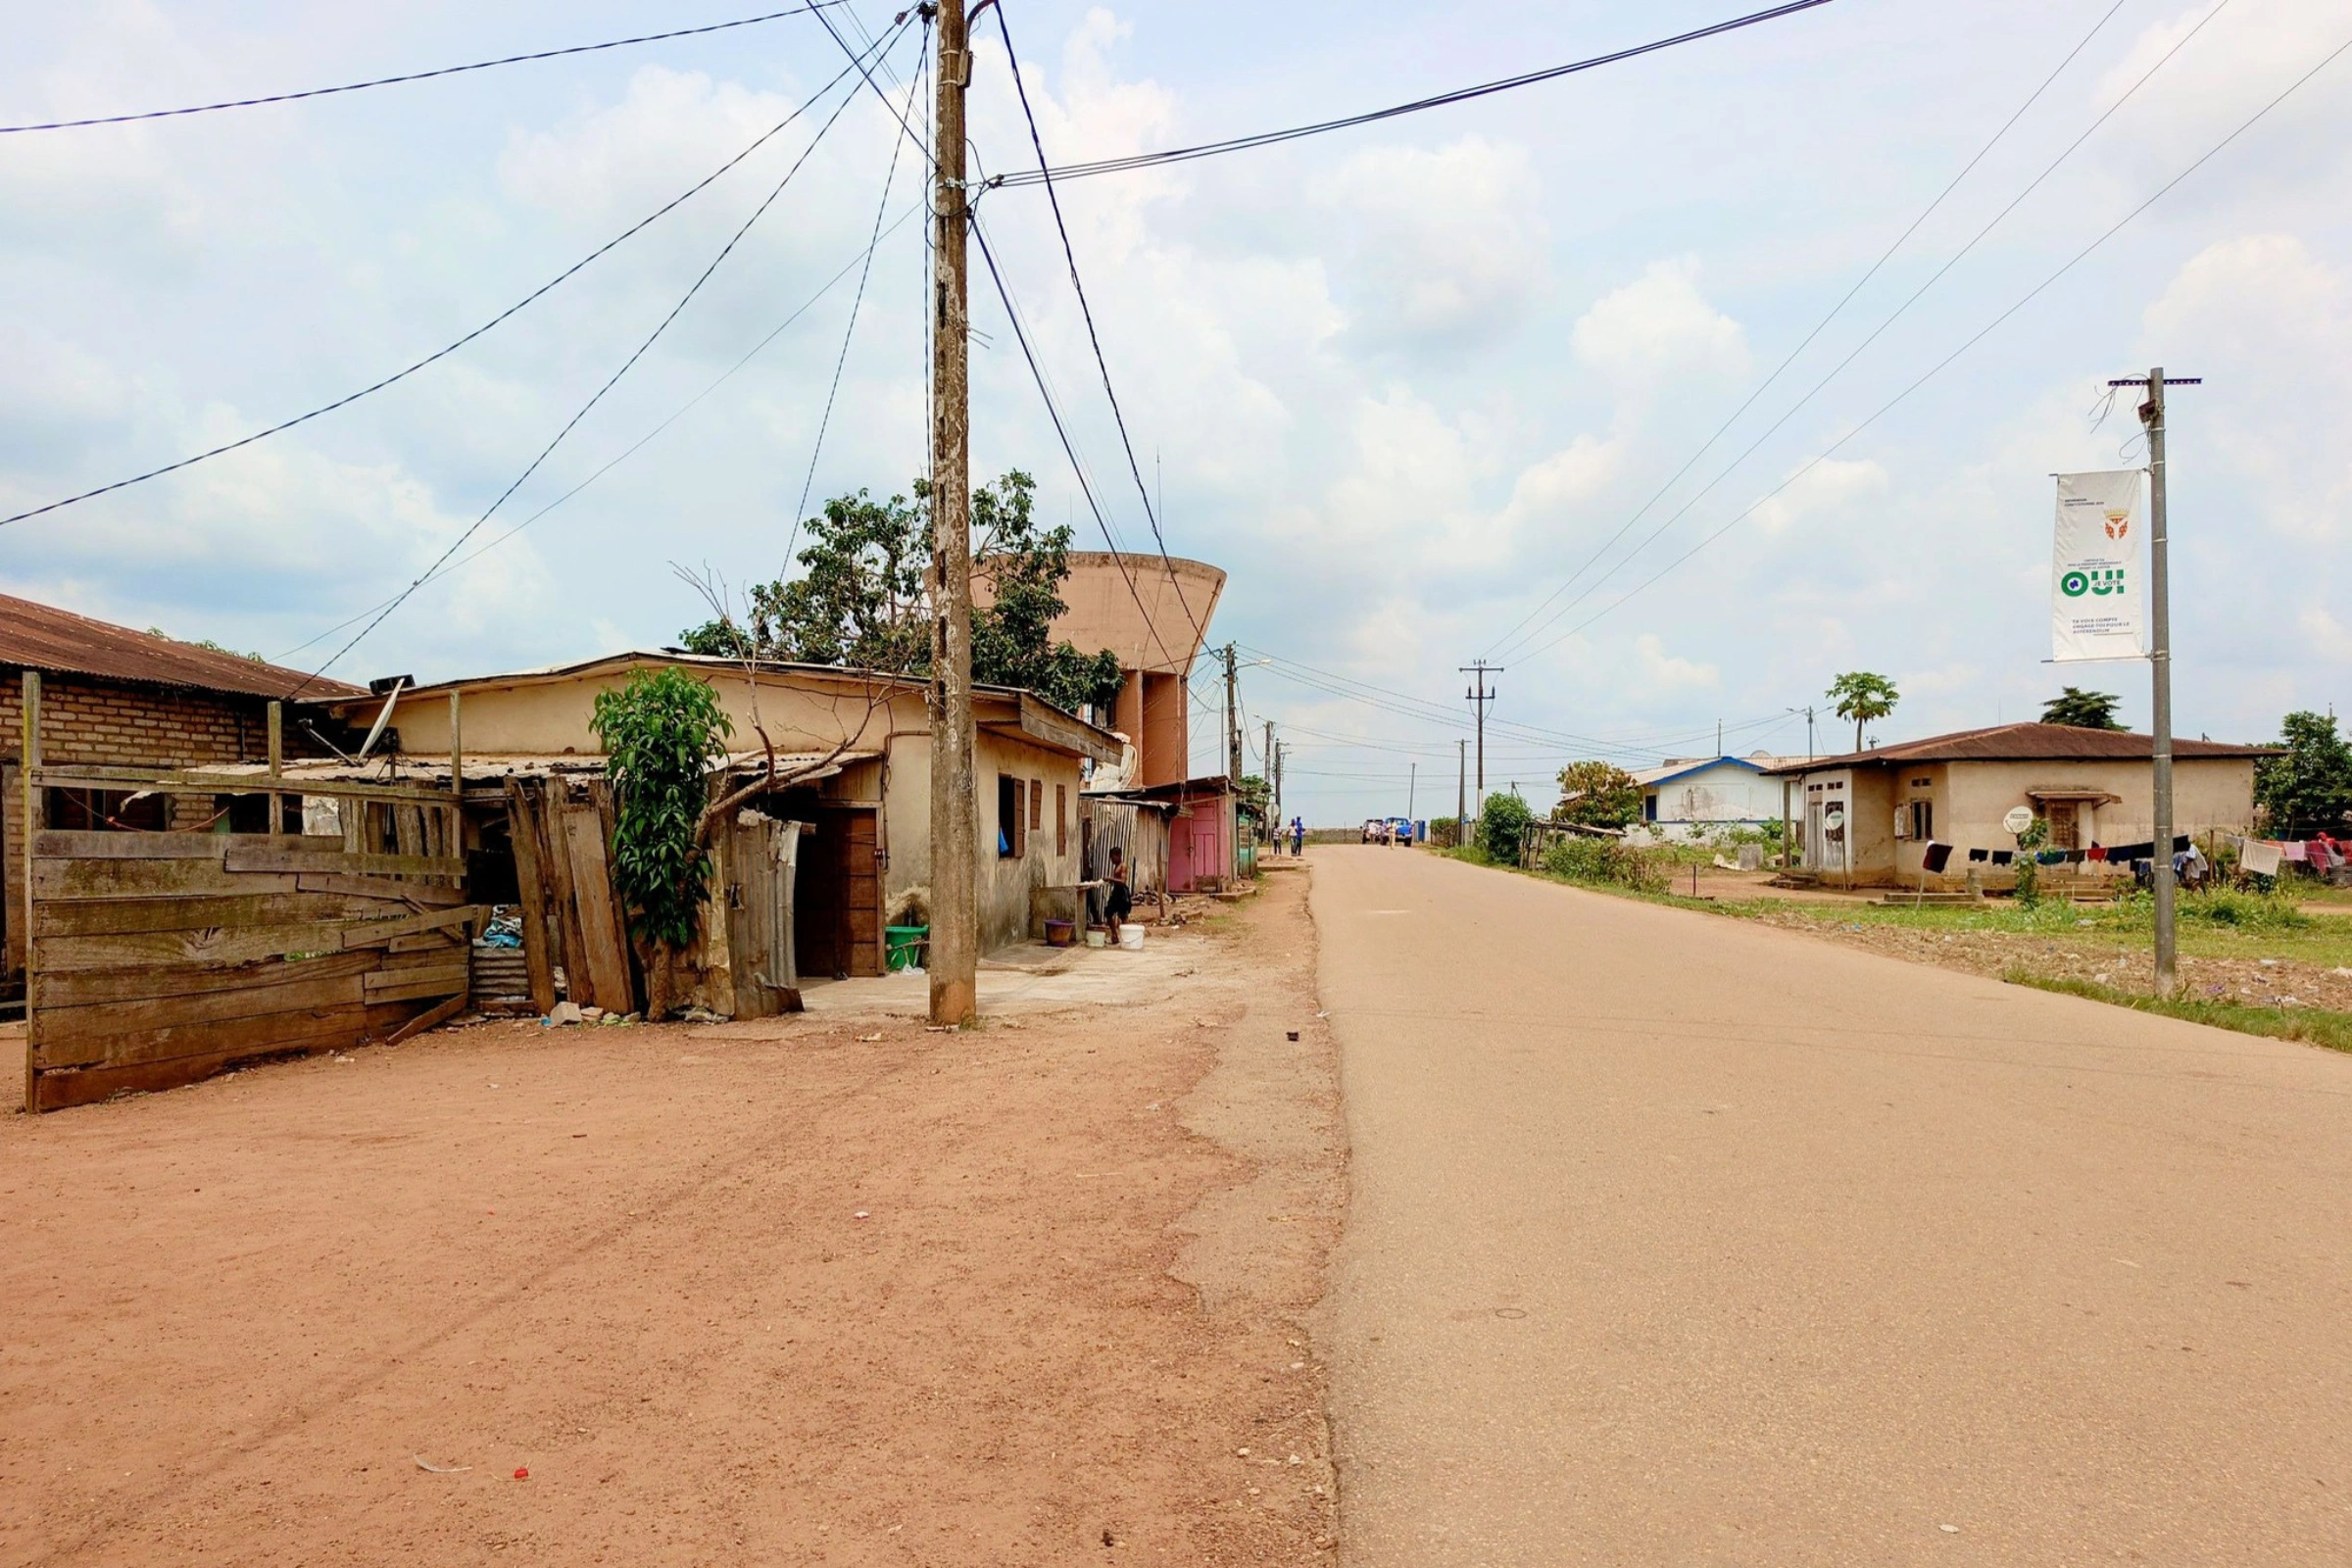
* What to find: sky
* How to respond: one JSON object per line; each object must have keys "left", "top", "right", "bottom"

{"left": 2, "top": 0, "right": 2348, "bottom": 824}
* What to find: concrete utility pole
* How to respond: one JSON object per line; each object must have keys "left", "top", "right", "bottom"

{"left": 1408, "top": 761, "right": 1417, "bottom": 823}
{"left": 1222, "top": 643, "right": 1241, "bottom": 783}
{"left": 927, "top": 0, "right": 977, "bottom": 1028}
{"left": 1459, "top": 661, "right": 1500, "bottom": 831}
{"left": 1264, "top": 718, "right": 1276, "bottom": 842}
{"left": 1274, "top": 741, "right": 1285, "bottom": 839}
{"left": 2114, "top": 366, "right": 2200, "bottom": 997}
{"left": 1456, "top": 739, "right": 1466, "bottom": 844}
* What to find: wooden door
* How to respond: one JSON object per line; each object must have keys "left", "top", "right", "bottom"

{"left": 728, "top": 816, "right": 804, "bottom": 1017}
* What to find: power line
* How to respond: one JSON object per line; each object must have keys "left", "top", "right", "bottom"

{"left": 0, "top": 36, "right": 886, "bottom": 533}
{"left": 1514, "top": 22, "right": 2352, "bottom": 661}
{"left": 968, "top": 213, "right": 1186, "bottom": 676}
{"left": 1480, "top": 0, "right": 2133, "bottom": 663}
{"left": 788, "top": 19, "right": 931, "bottom": 564}
{"left": 0, "top": 3, "right": 846, "bottom": 133}
{"left": 273, "top": 198, "right": 928, "bottom": 664}
{"left": 1490, "top": 0, "right": 2232, "bottom": 663}
{"left": 284, "top": 16, "right": 913, "bottom": 696}
{"left": 987, "top": 0, "right": 1835, "bottom": 189}
{"left": 992, "top": 5, "right": 1205, "bottom": 652}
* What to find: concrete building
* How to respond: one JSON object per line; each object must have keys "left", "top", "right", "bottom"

{"left": 1632, "top": 753, "right": 1808, "bottom": 842}
{"left": 2, "top": 594, "right": 365, "bottom": 993}
{"left": 1760, "top": 723, "right": 2272, "bottom": 887}
{"left": 1014, "top": 552, "right": 1223, "bottom": 791}
{"left": 313, "top": 652, "right": 1120, "bottom": 970}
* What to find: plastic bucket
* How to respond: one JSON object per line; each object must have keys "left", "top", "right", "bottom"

{"left": 884, "top": 924, "right": 929, "bottom": 971}
{"left": 1084, "top": 926, "right": 1108, "bottom": 949}
{"left": 1044, "top": 918, "right": 1075, "bottom": 947}
{"left": 1117, "top": 925, "right": 1145, "bottom": 952}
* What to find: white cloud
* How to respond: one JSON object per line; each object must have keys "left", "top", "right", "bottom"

{"left": 1632, "top": 632, "right": 1720, "bottom": 694}
{"left": 1749, "top": 457, "right": 1889, "bottom": 535}
{"left": 1319, "top": 135, "right": 1547, "bottom": 346}
{"left": 1572, "top": 258, "right": 1748, "bottom": 403}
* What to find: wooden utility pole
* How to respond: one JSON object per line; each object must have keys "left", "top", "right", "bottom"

{"left": 928, "top": 0, "right": 978, "bottom": 1028}
{"left": 2114, "top": 366, "right": 2199, "bottom": 996}
{"left": 1264, "top": 718, "right": 1276, "bottom": 844}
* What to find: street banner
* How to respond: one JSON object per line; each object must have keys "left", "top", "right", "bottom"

{"left": 2052, "top": 469, "right": 2145, "bottom": 662}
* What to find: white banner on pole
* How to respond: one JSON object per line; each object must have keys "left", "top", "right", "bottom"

{"left": 2052, "top": 469, "right": 2145, "bottom": 662}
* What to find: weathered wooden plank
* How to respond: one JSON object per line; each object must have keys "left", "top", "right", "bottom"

{"left": 32, "top": 830, "right": 230, "bottom": 862}
{"left": 224, "top": 845, "right": 465, "bottom": 879}
{"left": 505, "top": 779, "right": 559, "bottom": 1016}
{"left": 34, "top": 973, "right": 368, "bottom": 1062}
{"left": 33, "top": 858, "right": 300, "bottom": 902}
{"left": 293, "top": 872, "right": 467, "bottom": 906}
{"left": 590, "top": 781, "right": 640, "bottom": 1007}
{"left": 35, "top": 1002, "right": 368, "bottom": 1074}
{"left": 337, "top": 904, "right": 483, "bottom": 948}
{"left": 28, "top": 1022, "right": 362, "bottom": 1111}
{"left": 542, "top": 790, "right": 587, "bottom": 1004}
{"left": 385, "top": 991, "right": 468, "bottom": 1046}
{"left": 35, "top": 892, "right": 380, "bottom": 939}
{"left": 364, "top": 966, "right": 469, "bottom": 1004}
{"left": 562, "top": 802, "right": 633, "bottom": 1013}
{"left": 36, "top": 920, "right": 351, "bottom": 973}
{"left": 30, "top": 766, "right": 461, "bottom": 806}
{"left": 32, "top": 949, "right": 377, "bottom": 1009}
{"left": 384, "top": 931, "right": 464, "bottom": 955}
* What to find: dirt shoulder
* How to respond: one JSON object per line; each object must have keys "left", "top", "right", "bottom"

{"left": 0, "top": 868, "right": 1342, "bottom": 1567}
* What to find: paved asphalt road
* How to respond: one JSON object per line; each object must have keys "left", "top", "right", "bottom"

{"left": 1312, "top": 847, "right": 2352, "bottom": 1565}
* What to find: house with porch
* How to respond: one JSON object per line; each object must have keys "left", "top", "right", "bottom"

{"left": 1631, "top": 753, "right": 1807, "bottom": 843}
{"left": 1759, "top": 722, "right": 2271, "bottom": 888}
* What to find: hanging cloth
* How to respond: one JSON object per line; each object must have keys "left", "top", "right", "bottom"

{"left": 1922, "top": 842, "right": 1953, "bottom": 873}
{"left": 1968, "top": 847, "right": 1989, "bottom": 862}
{"left": 2240, "top": 839, "right": 2284, "bottom": 877}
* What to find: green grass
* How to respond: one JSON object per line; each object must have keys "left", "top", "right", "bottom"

{"left": 1732, "top": 888, "right": 2352, "bottom": 967}
{"left": 2005, "top": 971, "right": 2352, "bottom": 1054}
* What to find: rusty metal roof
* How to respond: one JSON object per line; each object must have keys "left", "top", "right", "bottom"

{"left": 1760, "top": 722, "right": 2275, "bottom": 774}
{"left": 0, "top": 592, "right": 364, "bottom": 702}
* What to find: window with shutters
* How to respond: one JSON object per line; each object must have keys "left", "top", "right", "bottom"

{"left": 1056, "top": 783, "right": 1068, "bottom": 856}
{"left": 1030, "top": 777, "right": 1043, "bottom": 833}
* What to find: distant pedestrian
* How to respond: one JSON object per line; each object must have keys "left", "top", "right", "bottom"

{"left": 1292, "top": 817, "right": 1304, "bottom": 857}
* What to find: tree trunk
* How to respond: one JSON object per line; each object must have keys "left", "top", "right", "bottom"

{"left": 647, "top": 937, "right": 675, "bottom": 1021}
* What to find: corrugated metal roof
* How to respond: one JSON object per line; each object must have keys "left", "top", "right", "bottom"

{"left": 1759, "top": 722, "right": 2274, "bottom": 774}
{"left": 0, "top": 593, "right": 365, "bottom": 701}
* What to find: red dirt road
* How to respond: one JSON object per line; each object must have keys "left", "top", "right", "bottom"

{"left": 0, "top": 871, "right": 1341, "bottom": 1566}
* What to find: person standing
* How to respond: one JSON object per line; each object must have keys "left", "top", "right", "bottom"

{"left": 1105, "top": 846, "right": 1133, "bottom": 944}
{"left": 1292, "top": 816, "right": 1305, "bottom": 857}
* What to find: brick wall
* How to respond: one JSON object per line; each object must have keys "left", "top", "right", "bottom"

{"left": 2, "top": 669, "right": 318, "bottom": 981}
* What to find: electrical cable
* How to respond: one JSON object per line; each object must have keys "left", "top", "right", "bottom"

{"left": 1489, "top": 0, "right": 2233, "bottom": 663}
{"left": 992, "top": 5, "right": 1204, "bottom": 651}
{"left": 1513, "top": 21, "right": 2352, "bottom": 662}
{"left": 282, "top": 15, "right": 913, "bottom": 696}
{"left": 985, "top": 0, "right": 1834, "bottom": 189}
{"left": 1479, "top": 0, "right": 2132, "bottom": 663}
{"left": 0, "top": 3, "right": 847, "bottom": 133}
{"left": 787, "top": 16, "right": 931, "bottom": 565}
{"left": 0, "top": 35, "right": 889, "bottom": 533}
{"left": 967, "top": 213, "right": 1187, "bottom": 677}
{"left": 273, "top": 198, "right": 927, "bottom": 664}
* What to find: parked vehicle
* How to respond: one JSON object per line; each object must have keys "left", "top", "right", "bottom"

{"left": 1385, "top": 816, "right": 1416, "bottom": 846}
{"left": 1361, "top": 818, "right": 1393, "bottom": 845}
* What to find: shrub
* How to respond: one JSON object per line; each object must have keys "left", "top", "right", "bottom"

{"left": 1427, "top": 816, "right": 1460, "bottom": 850}
{"left": 1543, "top": 835, "right": 1670, "bottom": 894}
{"left": 1477, "top": 792, "right": 1535, "bottom": 863}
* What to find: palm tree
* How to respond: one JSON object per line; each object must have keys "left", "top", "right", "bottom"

{"left": 1826, "top": 671, "right": 1899, "bottom": 753}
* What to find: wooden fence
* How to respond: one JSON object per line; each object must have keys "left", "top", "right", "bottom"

{"left": 23, "top": 765, "right": 478, "bottom": 1112}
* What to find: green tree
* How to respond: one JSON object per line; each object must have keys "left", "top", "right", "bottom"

{"left": 1236, "top": 773, "right": 1271, "bottom": 833}
{"left": 1553, "top": 760, "right": 1643, "bottom": 829}
{"left": 1826, "top": 670, "right": 1899, "bottom": 753}
{"left": 1477, "top": 791, "right": 1536, "bottom": 863}
{"left": 2041, "top": 687, "right": 2124, "bottom": 729}
{"left": 681, "top": 471, "right": 1123, "bottom": 715}
{"left": 2255, "top": 710, "right": 2352, "bottom": 836}
{"left": 590, "top": 668, "right": 735, "bottom": 1019}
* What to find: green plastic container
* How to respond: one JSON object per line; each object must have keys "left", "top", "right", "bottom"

{"left": 884, "top": 924, "right": 929, "bottom": 971}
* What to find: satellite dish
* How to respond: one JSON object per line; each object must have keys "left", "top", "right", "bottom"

{"left": 1823, "top": 806, "right": 1845, "bottom": 829}
{"left": 2003, "top": 806, "right": 2034, "bottom": 836}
